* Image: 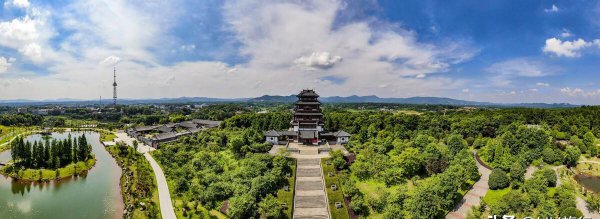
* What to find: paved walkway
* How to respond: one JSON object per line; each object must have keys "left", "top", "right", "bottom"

{"left": 114, "top": 132, "right": 176, "bottom": 219}
{"left": 144, "top": 152, "right": 177, "bottom": 219}
{"left": 294, "top": 158, "right": 329, "bottom": 219}
{"left": 577, "top": 196, "right": 600, "bottom": 219}
{"left": 446, "top": 151, "right": 492, "bottom": 219}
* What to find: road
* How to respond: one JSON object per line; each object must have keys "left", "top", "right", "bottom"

{"left": 114, "top": 132, "right": 177, "bottom": 219}
{"left": 446, "top": 151, "right": 492, "bottom": 219}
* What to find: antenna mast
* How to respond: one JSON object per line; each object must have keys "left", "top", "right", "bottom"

{"left": 113, "top": 67, "right": 117, "bottom": 106}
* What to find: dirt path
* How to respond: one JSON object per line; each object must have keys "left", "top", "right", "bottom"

{"left": 446, "top": 151, "right": 492, "bottom": 219}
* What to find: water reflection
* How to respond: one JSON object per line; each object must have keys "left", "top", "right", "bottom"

{"left": 575, "top": 174, "right": 600, "bottom": 193}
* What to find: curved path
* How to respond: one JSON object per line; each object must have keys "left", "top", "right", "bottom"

{"left": 144, "top": 152, "right": 177, "bottom": 219}
{"left": 115, "top": 132, "right": 177, "bottom": 219}
{"left": 527, "top": 165, "right": 600, "bottom": 218}
{"left": 446, "top": 151, "right": 492, "bottom": 219}
{"left": 574, "top": 160, "right": 600, "bottom": 218}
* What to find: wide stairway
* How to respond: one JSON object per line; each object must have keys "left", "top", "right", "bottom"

{"left": 293, "top": 158, "right": 329, "bottom": 219}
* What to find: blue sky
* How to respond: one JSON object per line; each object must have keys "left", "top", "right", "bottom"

{"left": 1, "top": 0, "right": 600, "bottom": 104}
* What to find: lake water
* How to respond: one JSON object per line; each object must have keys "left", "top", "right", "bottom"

{"left": 575, "top": 174, "right": 600, "bottom": 194}
{"left": 0, "top": 131, "right": 124, "bottom": 218}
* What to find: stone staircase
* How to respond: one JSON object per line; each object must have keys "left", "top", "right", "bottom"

{"left": 299, "top": 148, "right": 319, "bottom": 155}
{"left": 293, "top": 158, "right": 329, "bottom": 219}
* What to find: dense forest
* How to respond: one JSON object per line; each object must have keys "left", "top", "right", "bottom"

{"left": 152, "top": 105, "right": 600, "bottom": 218}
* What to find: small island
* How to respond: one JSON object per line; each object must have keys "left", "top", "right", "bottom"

{"left": 0, "top": 133, "right": 96, "bottom": 181}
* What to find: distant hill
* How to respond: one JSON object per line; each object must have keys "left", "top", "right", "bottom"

{"left": 250, "top": 95, "right": 575, "bottom": 108}
{"left": 0, "top": 95, "right": 576, "bottom": 108}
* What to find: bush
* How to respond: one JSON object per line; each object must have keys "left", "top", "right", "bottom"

{"left": 559, "top": 207, "right": 583, "bottom": 218}
{"left": 533, "top": 168, "right": 557, "bottom": 187}
{"left": 488, "top": 169, "right": 509, "bottom": 190}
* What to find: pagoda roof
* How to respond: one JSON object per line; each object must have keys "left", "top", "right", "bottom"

{"left": 293, "top": 112, "right": 323, "bottom": 116}
{"left": 264, "top": 130, "right": 281, "bottom": 137}
{"left": 297, "top": 89, "right": 319, "bottom": 98}
{"left": 333, "top": 130, "right": 351, "bottom": 137}
{"left": 295, "top": 101, "right": 321, "bottom": 105}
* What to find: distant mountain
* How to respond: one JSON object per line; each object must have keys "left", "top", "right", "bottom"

{"left": 250, "top": 95, "right": 576, "bottom": 108}
{"left": 0, "top": 95, "right": 576, "bottom": 108}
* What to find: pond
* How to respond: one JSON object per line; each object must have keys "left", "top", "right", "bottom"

{"left": 575, "top": 174, "right": 600, "bottom": 194}
{"left": 0, "top": 131, "right": 124, "bottom": 218}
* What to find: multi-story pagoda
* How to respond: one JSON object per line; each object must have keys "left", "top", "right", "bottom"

{"left": 265, "top": 89, "right": 351, "bottom": 145}
{"left": 292, "top": 89, "right": 324, "bottom": 131}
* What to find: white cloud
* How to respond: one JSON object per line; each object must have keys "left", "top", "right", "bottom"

{"left": 4, "top": 0, "right": 30, "bottom": 9}
{"left": 536, "top": 82, "right": 550, "bottom": 87}
{"left": 294, "top": 52, "right": 342, "bottom": 70}
{"left": 544, "top": 4, "right": 559, "bottom": 13}
{"left": 19, "top": 43, "right": 41, "bottom": 59}
{"left": 180, "top": 44, "right": 196, "bottom": 52}
{"left": 543, "top": 38, "right": 591, "bottom": 57}
{"left": 0, "top": 56, "right": 10, "bottom": 73}
{"left": 529, "top": 88, "right": 538, "bottom": 92}
{"left": 99, "top": 55, "right": 121, "bottom": 66}
{"left": 487, "top": 58, "right": 554, "bottom": 87}
{"left": 559, "top": 87, "right": 600, "bottom": 97}
{"left": 0, "top": 0, "right": 475, "bottom": 100}
{"left": 560, "top": 29, "right": 572, "bottom": 38}
{"left": 462, "top": 88, "right": 469, "bottom": 93}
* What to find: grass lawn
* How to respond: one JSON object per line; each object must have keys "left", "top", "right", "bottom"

{"left": 483, "top": 188, "right": 511, "bottom": 206}
{"left": 575, "top": 162, "right": 600, "bottom": 177}
{"left": 322, "top": 158, "right": 350, "bottom": 219}
{"left": 106, "top": 146, "right": 161, "bottom": 219}
{"left": 0, "top": 126, "right": 32, "bottom": 151}
{"left": 276, "top": 158, "right": 296, "bottom": 218}
{"left": 100, "top": 132, "right": 117, "bottom": 142}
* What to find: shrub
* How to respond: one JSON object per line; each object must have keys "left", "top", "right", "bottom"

{"left": 488, "top": 169, "right": 509, "bottom": 190}
{"left": 533, "top": 168, "right": 557, "bottom": 187}
{"left": 559, "top": 207, "right": 583, "bottom": 218}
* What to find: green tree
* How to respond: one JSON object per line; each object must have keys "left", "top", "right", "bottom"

{"left": 393, "top": 147, "right": 422, "bottom": 177}
{"left": 536, "top": 199, "right": 557, "bottom": 219}
{"left": 488, "top": 169, "right": 509, "bottom": 190}
{"left": 509, "top": 162, "right": 525, "bottom": 187}
{"left": 447, "top": 134, "right": 467, "bottom": 155}
{"left": 133, "top": 140, "right": 139, "bottom": 152}
{"left": 228, "top": 194, "right": 257, "bottom": 219}
{"left": 564, "top": 146, "right": 581, "bottom": 167}
{"left": 258, "top": 194, "right": 283, "bottom": 219}
{"left": 583, "top": 131, "right": 596, "bottom": 154}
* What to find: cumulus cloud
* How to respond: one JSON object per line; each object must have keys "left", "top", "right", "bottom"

{"left": 294, "top": 52, "right": 342, "bottom": 70}
{"left": 0, "top": 56, "right": 10, "bottom": 73}
{"left": 559, "top": 87, "right": 600, "bottom": 97}
{"left": 4, "top": 0, "right": 30, "bottom": 9}
{"left": 487, "top": 58, "right": 555, "bottom": 87}
{"left": 19, "top": 43, "right": 41, "bottom": 59}
{"left": 536, "top": 82, "right": 550, "bottom": 87}
{"left": 543, "top": 38, "right": 591, "bottom": 57}
{"left": 99, "top": 55, "right": 121, "bottom": 66}
{"left": 0, "top": 0, "right": 475, "bottom": 100}
{"left": 544, "top": 4, "right": 559, "bottom": 13}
